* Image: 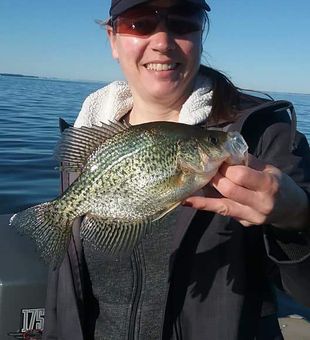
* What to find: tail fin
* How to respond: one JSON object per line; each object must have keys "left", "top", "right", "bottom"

{"left": 10, "top": 201, "right": 72, "bottom": 267}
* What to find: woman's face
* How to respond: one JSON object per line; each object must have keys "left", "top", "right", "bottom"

{"left": 107, "top": 0, "right": 204, "bottom": 105}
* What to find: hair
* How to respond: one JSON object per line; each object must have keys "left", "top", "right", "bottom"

{"left": 200, "top": 65, "right": 242, "bottom": 124}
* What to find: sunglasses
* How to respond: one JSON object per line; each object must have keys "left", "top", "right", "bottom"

{"left": 111, "top": 5, "right": 204, "bottom": 37}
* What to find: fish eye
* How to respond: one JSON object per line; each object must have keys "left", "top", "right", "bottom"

{"left": 209, "top": 136, "right": 218, "bottom": 145}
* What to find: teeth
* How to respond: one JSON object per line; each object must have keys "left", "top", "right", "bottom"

{"left": 145, "top": 63, "right": 177, "bottom": 71}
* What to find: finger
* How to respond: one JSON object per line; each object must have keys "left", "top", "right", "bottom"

{"left": 210, "top": 172, "right": 263, "bottom": 208}
{"left": 182, "top": 196, "right": 265, "bottom": 224}
{"left": 219, "top": 163, "right": 275, "bottom": 192}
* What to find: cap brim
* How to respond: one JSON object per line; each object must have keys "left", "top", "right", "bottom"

{"left": 110, "top": 0, "right": 210, "bottom": 17}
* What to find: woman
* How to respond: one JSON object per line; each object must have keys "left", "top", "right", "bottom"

{"left": 43, "top": 0, "right": 310, "bottom": 339}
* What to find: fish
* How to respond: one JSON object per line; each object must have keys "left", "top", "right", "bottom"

{"left": 10, "top": 121, "right": 248, "bottom": 266}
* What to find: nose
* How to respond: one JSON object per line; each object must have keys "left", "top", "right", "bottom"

{"left": 150, "top": 22, "right": 176, "bottom": 53}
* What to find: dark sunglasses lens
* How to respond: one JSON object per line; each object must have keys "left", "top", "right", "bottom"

{"left": 114, "top": 5, "right": 203, "bottom": 36}
{"left": 114, "top": 16, "right": 158, "bottom": 35}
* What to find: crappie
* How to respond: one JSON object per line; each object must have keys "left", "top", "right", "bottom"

{"left": 10, "top": 121, "right": 248, "bottom": 265}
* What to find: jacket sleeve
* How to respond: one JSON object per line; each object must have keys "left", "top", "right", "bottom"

{"left": 246, "top": 110, "right": 310, "bottom": 307}
{"left": 42, "top": 234, "right": 84, "bottom": 340}
{"left": 42, "top": 172, "right": 85, "bottom": 340}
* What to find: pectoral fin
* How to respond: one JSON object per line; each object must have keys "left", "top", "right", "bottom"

{"left": 152, "top": 201, "right": 181, "bottom": 222}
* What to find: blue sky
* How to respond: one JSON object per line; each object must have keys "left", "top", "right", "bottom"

{"left": 0, "top": 0, "right": 309, "bottom": 93}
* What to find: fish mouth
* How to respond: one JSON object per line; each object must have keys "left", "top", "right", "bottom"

{"left": 225, "top": 132, "right": 248, "bottom": 165}
{"left": 144, "top": 63, "right": 179, "bottom": 71}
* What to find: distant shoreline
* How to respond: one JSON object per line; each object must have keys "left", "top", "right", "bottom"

{"left": 0, "top": 73, "right": 308, "bottom": 95}
{"left": 0, "top": 73, "right": 39, "bottom": 79}
{"left": 0, "top": 72, "right": 106, "bottom": 85}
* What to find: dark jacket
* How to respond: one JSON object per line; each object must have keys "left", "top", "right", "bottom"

{"left": 43, "top": 97, "right": 310, "bottom": 340}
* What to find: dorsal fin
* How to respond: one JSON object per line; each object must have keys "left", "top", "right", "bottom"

{"left": 55, "top": 120, "right": 131, "bottom": 172}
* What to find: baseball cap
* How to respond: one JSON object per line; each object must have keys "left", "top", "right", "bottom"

{"left": 110, "top": 0, "right": 210, "bottom": 17}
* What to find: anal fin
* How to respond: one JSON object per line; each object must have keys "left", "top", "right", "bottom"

{"left": 81, "top": 215, "right": 150, "bottom": 256}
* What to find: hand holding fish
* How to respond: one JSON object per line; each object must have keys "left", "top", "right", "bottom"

{"left": 183, "top": 155, "right": 310, "bottom": 231}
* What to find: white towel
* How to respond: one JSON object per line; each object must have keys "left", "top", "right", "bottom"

{"left": 74, "top": 73, "right": 213, "bottom": 127}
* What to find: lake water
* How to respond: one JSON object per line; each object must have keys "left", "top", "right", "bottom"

{"left": 0, "top": 76, "right": 105, "bottom": 214}
{"left": 0, "top": 75, "right": 310, "bottom": 319}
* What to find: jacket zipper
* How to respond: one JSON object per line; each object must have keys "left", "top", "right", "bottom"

{"left": 128, "top": 246, "right": 144, "bottom": 340}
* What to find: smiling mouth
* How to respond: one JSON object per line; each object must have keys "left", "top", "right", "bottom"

{"left": 145, "top": 63, "right": 178, "bottom": 71}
